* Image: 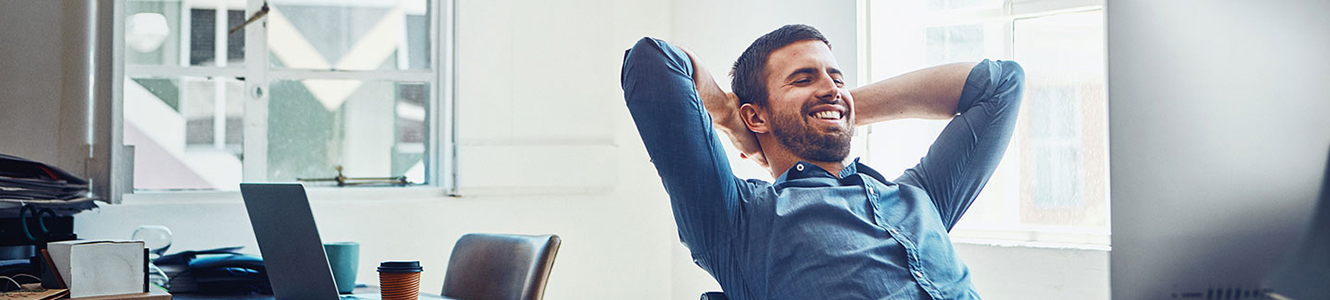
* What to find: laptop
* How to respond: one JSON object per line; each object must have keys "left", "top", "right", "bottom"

{"left": 240, "top": 183, "right": 450, "bottom": 300}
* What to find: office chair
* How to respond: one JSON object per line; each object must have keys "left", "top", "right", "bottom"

{"left": 441, "top": 233, "right": 561, "bottom": 300}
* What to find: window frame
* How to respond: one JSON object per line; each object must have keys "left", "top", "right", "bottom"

{"left": 113, "top": 0, "right": 458, "bottom": 198}
{"left": 864, "top": 0, "right": 1109, "bottom": 248}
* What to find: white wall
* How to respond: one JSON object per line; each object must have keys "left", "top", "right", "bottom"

{"left": 0, "top": 0, "right": 1112, "bottom": 299}
{"left": 670, "top": 0, "right": 861, "bottom": 89}
{"left": 0, "top": 1, "right": 68, "bottom": 163}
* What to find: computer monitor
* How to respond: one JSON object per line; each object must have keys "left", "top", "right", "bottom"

{"left": 1268, "top": 155, "right": 1330, "bottom": 299}
{"left": 1107, "top": 0, "right": 1330, "bottom": 299}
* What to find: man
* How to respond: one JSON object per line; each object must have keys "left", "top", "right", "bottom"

{"left": 621, "top": 24, "right": 1023, "bottom": 299}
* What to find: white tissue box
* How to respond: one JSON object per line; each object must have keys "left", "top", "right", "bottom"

{"left": 47, "top": 240, "right": 146, "bottom": 298}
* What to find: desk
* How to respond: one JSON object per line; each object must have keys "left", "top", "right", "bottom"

{"left": 172, "top": 286, "right": 456, "bottom": 300}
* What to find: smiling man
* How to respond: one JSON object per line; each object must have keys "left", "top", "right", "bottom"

{"left": 621, "top": 24, "right": 1024, "bottom": 299}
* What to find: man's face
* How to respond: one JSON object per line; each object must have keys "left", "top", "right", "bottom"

{"left": 762, "top": 40, "right": 854, "bottom": 163}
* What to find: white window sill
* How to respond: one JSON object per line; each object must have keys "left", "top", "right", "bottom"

{"left": 120, "top": 186, "right": 453, "bottom": 204}
{"left": 951, "top": 237, "right": 1111, "bottom": 251}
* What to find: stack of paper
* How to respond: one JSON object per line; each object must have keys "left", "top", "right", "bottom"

{"left": 47, "top": 240, "right": 147, "bottom": 298}
{"left": 0, "top": 153, "right": 89, "bottom": 200}
{"left": 158, "top": 264, "right": 197, "bottom": 293}
{"left": 0, "top": 153, "right": 98, "bottom": 216}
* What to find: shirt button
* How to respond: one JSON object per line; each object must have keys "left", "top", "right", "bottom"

{"left": 913, "top": 271, "right": 924, "bottom": 278}
{"left": 795, "top": 164, "right": 804, "bottom": 171}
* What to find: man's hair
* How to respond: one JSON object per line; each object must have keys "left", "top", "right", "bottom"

{"left": 730, "top": 24, "right": 831, "bottom": 107}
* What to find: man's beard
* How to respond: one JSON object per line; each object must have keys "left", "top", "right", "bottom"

{"left": 769, "top": 101, "right": 853, "bottom": 163}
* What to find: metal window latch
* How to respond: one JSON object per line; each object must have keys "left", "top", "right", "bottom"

{"left": 229, "top": 2, "right": 269, "bottom": 35}
{"left": 297, "top": 165, "right": 409, "bottom": 187}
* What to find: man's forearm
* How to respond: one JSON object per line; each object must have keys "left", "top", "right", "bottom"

{"left": 851, "top": 62, "right": 978, "bottom": 125}
{"left": 682, "top": 47, "right": 769, "bottom": 167}
{"left": 686, "top": 53, "right": 739, "bottom": 133}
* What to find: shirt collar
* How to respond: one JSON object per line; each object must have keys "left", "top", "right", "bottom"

{"left": 774, "top": 158, "right": 890, "bottom": 188}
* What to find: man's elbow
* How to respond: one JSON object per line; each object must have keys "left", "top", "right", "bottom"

{"left": 621, "top": 37, "right": 694, "bottom": 106}
{"left": 997, "top": 60, "right": 1025, "bottom": 93}
{"left": 991, "top": 60, "right": 1025, "bottom": 109}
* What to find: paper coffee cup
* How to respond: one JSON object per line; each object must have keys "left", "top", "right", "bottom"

{"left": 378, "top": 261, "right": 423, "bottom": 300}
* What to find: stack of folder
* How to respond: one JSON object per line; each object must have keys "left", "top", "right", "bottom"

{"left": 0, "top": 153, "right": 97, "bottom": 215}
{"left": 0, "top": 153, "right": 89, "bottom": 200}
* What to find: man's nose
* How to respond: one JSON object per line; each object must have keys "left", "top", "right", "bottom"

{"left": 815, "top": 74, "right": 841, "bottom": 101}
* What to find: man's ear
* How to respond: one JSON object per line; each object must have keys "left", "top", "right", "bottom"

{"left": 740, "top": 103, "right": 770, "bottom": 134}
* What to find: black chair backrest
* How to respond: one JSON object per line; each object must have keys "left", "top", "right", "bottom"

{"left": 700, "top": 291, "right": 728, "bottom": 300}
{"left": 442, "top": 233, "right": 561, "bottom": 300}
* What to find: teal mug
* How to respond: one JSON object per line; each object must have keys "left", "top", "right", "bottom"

{"left": 324, "top": 242, "right": 360, "bottom": 294}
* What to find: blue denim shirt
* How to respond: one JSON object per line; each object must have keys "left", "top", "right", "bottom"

{"left": 621, "top": 37, "right": 1024, "bottom": 300}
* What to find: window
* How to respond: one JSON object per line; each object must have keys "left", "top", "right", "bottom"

{"left": 867, "top": 0, "right": 1109, "bottom": 246}
{"left": 120, "top": 0, "right": 451, "bottom": 191}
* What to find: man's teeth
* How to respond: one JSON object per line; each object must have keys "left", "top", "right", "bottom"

{"left": 813, "top": 111, "right": 842, "bottom": 120}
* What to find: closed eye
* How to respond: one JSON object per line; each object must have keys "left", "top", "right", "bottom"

{"left": 829, "top": 68, "right": 844, "bottom": 86}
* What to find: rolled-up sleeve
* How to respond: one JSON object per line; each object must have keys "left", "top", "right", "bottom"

{"left": 897, "top": 59, "right": 1025, "bottom": 230}
{"left": 621, "top": 37, "right": 742, "bottom": 252}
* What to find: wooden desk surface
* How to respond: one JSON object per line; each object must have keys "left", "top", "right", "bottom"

{"left": 172, "top": 286, "right": 454, "bottom": 300}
